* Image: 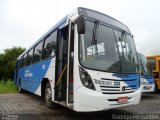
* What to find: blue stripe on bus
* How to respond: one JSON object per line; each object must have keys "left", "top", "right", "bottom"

{"left": 141, "top": 76, "right": 154, "bottom": 84}
{"left": 18, "top": 59, "right": 52, "bottom": 93}
{"left": 119, "top": 74, "right": 140, "bottom": 90}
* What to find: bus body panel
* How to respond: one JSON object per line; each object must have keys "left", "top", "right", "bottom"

{"left": 18, "top": 58, "right": 56, "bottom": 96}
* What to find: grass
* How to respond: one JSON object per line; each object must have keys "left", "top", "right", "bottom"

{"left": 0, "top": 80, "right": 18, "bottom": 93}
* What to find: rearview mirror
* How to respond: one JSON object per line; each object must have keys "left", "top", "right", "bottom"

{"left": 51, "top": 51, "right": 56, "bottom": 57}
{"left": 76, "top": 16, "right": 86, "bottom": 34}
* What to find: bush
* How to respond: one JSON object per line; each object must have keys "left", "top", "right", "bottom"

{"left": 0, "top": 80, "right": 18, "bottom": 93}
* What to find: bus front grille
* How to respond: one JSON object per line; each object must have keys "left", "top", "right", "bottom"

{"left": 94, "top": 78, "right": 138, "bottom": 94}
{"left": 100, "top": 85, "right": 136, "bottom": 94}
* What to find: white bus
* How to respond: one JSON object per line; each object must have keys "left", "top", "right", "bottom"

{"left": 15, "top": 7, "right": 141, "bottom": 112}
{"left": 138, "top": 53, "right": 155, "bottom": 92}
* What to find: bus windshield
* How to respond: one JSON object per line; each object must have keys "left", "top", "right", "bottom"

{"left": 138, "top": 53, "right": 152, "bottom": 77}
{"left": 79, "top": 19, "right": 138, "bottom": 73}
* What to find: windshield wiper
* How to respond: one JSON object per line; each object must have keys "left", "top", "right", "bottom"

{"left": 119, "top": 31, "right": 126, "bottom": 57}
{"left": 91, "top": 20, "right": 99, "bottom": 45}
{"left": 91, "top": 20, "right": 99, "bottom": 56}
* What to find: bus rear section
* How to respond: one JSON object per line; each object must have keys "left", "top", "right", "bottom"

{"left": 15, "top": 7, "right": 141, "bottom": 112}
{"left": 138, "top": 53, "right": 155, "bottom": 92}
{"left": 147, "top": 55, "right": 160, "bottom": 92}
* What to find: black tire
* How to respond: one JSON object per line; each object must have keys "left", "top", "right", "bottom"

{"left": 18, "top": 80, "right": 24, "bottom": 93}
{"left": 154, "top": 82, "right": 159, "bottom": 93}
{"left": 45, "top": 82, "right": 56, "bottom": 108}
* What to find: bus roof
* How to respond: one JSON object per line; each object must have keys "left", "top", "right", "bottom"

{"left": 147, "top": 55, "right": 160, "bottom": 58}
{"left": 78, "top": 7, "right": 131, "bottom": 33}
{"left": 146, "top": 55, "right": 160, "bottom": 59}
{"left": 17, "top": 7, "right": 132, "bottom": 60}
{"left": 17, "top": 14, "right": 70, "bottom": 60}
{"left": 137, "top": 52, "right": 144, "bottom": 56}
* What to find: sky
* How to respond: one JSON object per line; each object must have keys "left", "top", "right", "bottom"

{"left": 0, "top": 0, "right": 160, "bottom": 56}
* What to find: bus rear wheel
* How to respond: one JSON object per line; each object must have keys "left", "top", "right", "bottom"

{"left": 18, "top": 81, "right": 24, "bottom": 93}
{"left": 45, "top": 82, "right": 55, "bottom": 108}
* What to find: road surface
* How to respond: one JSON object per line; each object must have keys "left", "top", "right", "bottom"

{"left": 0, "top": 92, "right": 160, "bottom": 120}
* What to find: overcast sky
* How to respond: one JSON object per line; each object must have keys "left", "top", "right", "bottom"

{"left": 0, "top": 0, "right": 160, "bottom": 55}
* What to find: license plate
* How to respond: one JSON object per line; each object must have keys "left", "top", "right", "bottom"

{"left": 118, "top": 97, "right": 128, "bottom": 103}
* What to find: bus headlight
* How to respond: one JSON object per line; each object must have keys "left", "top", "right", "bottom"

{"left": 79, "top": 67, "right": 95, "bottom": 90}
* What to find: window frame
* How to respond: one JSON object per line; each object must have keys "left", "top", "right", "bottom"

{"left": 23, "top": 53, "right": 27, "bottom": 67}
{"left": 78, "top": 17, "right": 138, "bottom": 74}
{"left": 42, "top": 30, "right": 57, "bottom": 60}
{"left": 20, "top": 56, "right": 24, "bottom": 68}
{"left": 32, "top": 40, "right": 43, "bottom": 64}
{"left": 26, "top": 48, "right": 34, "bottom": 66}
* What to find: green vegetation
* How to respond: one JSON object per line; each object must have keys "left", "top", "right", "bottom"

{"left": 0, "top": 47, "right": 25, "bottom": 81}
{"left": 0, "top": 47, "right": 25, "bottom": 93}
{"left": 0, "top": 80, "right": 18, "bottom": 93}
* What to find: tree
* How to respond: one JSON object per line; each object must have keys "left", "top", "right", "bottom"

{"left": 0, "top": 47, "right": 25, "bottom": 81}
{"left": 0, "top": 53, "right": 4, "bottom": 80}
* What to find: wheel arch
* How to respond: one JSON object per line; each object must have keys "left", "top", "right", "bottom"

{"left": 41, "top": 78, "right": 50, "bottom": 98}
{"left": 18, "top": 78, "right": 21, "bottom": 86}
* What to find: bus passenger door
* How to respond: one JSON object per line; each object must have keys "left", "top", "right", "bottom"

{"left": 66, "top": 21, "right": 74, "bottom": 105}
{"left": 54, "top": 21, "right": 74, "bottom": 107}
{"left": 55, "top": 25, "right": 68, "bottom": 102}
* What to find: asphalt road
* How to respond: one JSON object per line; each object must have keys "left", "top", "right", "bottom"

{"left": 0, "top": 92, "right": 160, "bottom": 120}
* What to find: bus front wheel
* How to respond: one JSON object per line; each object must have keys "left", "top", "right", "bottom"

{"left": 154, "top": 83, "right": 159, "bottom": 93}
{"left": 45, "top": 82, "right": 55, "bottom": 108}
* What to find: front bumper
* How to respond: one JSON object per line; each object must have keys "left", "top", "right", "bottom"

{"left": 74, "top": 86, "right": 141, "bottom": 112}
{"left": 141, "top": 83, "right": 155, "bottom": 92}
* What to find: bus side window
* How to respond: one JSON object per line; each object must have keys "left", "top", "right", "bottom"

{"left": 23, "top": 54, "right": 27, "bottom": 67}
{"left": 33, "top": 41, "right": 43, "bottom": 63}
{"left": 42, "top": 31, "right": 57, "bottom": 59}
{"left": 20, "top": 56, "right": 23, "bottom": 68}
{"left": 26, "top": 49, "right": 33, "bottom": 66}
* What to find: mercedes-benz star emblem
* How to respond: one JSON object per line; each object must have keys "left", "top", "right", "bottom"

{"left": 122, "top": 86, "right": 125, "bottom": 91}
